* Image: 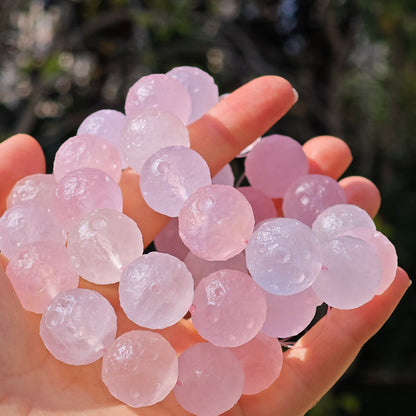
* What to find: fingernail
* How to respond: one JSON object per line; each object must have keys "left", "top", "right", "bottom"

{"left": 292, "top": 87, "right": 299, "bottom": 104}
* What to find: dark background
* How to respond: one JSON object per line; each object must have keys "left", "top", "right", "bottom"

{"left": 1, "top": 0, "right": 415, "bottom": 414}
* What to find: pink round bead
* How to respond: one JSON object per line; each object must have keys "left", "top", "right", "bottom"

{"left": 67, "top": 209, "right": 143, "bottom": 284}
{"left": 120, "top": 108, "right": 190, "bottom": 174}
{"left": 166, "top": 66, "right": 219, "bottom": 123}
{"left": 53, "top": 134, "right": 122, "bottom": 183}
{"left": 51, "top": 168, "right": 123, "bottom": 232}
{"left": 125, "top": 73, "right": 192, "bottom": 124}
{"left": 140, "top": 146, "right": 211, "bottom": 217}
{"left": 230, "top": 332, "right": 283, "bottom": 395}
{"left": 6, "top": 241, "right": 79, "bottom": 313}
{"left": 245, "top": 134, "right": 309, "bottom": 198}
{"left": 237, "top": 186, "right": 277, "bottom": 225}
{"left": 153, "top": 217, "right": 189, "bottom": 261}
{"left": 102, "top": 330, "right": 178, "bottom": 408}
{"left": 191, "top": 269, "right": 267, "bottom": 347}
{"left": 282, "top": 174, "right": 347, "bottom": 226}
{"left": 174, "top": 342, "right": 244, "bottom": 416}
{"left": 7, "top": 173, "right": 57, "bottom": 208}
{"left": 212, "top": 164, "right": 234, "bottom": 186}
{"left": 40, "top": 288, "right": 117, "bottom": 365}
{"left": 178, "top": 184, "right": 255, "bottom": 261}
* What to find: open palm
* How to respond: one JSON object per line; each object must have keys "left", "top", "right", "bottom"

{"left": 0, "top": 76, "right": 410, "bottom": 416}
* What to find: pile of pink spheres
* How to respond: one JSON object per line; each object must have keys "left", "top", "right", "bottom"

{"left": 0, "top": 66, "right": 398, "bottom": 416}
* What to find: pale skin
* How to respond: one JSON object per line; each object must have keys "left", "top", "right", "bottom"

{"left": 0, "top": 76, "right": 411, "bottom": 416}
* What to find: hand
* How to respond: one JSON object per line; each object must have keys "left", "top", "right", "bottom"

{"left": 0, "top": 76, "right": 411, "bottom": 416}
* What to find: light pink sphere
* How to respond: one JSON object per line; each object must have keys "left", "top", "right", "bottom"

{"left": 53, "top": 134, "right": 122, "bottom": 183}
{"left": 312, "top": 204, "right": 376, "bottom": 242}
{"left": 51, "top": 168, "right": 123, "bottom": 233}
{"left": 339, "top": 227, "right": 397, "bottom": 294}
{"left": 67, "top": 209, "right": 143, "bottom": 284}
{"left": 230, "top": 332, "right": 283, "bottom": 395}
{"left": 40, "top": 288, "right": 117, "bottom": 365}
{"left": 120, "top": 108, "right": 190, "bottom": 174}
{"left": 154, "top": 217, "right": 189, "bottom": 261}
{"left": 7, "top": 173, "right": 56, "bottom": 208}
{"left": 237, "top": 186, "right": 277, "bottom": 225}
{"left": 312, "top": 236, "right": 382, "bottom": 309}
{"left": 261, "top": 287, "right": 320, "bottom": 338}
{"left": 6, "top": 241, "right": 79, "bottom": 313}
{"left": 245, "top": 218, "right": 322, "bottom": 295}
{"left": 211, "top": 163, "right": 234, "bottom": 186}
{"left": 140, "top": 146, "right": 211, "bottom": 217}
{"left": 191, "top": 269, "right": 267, "bottom": 347}
{"left": 119, "top": 252, "right": 194, "bottom": 329}
{"left": 102, "top": 330, "right": 178, "bottom": 408}
{"left": 283, "top": 174, "right": 347, "bottom": 226}
{"left": 125, "top": 73, "right": 191, "bottom": 124}
{"left": 166, "top": 66, "right": 219, "bottom": 123}
{"left": 174, "top": 342, "right": 244, "bottom": 416}
{"left": 0, "top": 202, "right": 66, "bottom": 259}
{"left": 245, "top": 135, "right": 309, "bottom": 198}
{"left": 178, "top": 184, "right": 255, "bottom": 261}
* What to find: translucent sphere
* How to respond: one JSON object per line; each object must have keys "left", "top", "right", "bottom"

{"left": 245, "top": 135, "right": 309, "bottom": 198}
{"left": 212, "top": 163, "right": 234, "bottom": 186}
{"left": 119, "top": 252, "right": 194, "bottom": 329}
{"left": 51, "top": 168, "right": 123, "bottom": 232}
{"left": 40, "top": 288, "right": 117, "bottom": 365}
{"left": 102, "top": 330, "right": 178, "bottom": 408}
{"left": 261, "top": 287, "right": 320, "bottom": 338}
{"left": 53, "top": 134, "right": 122, "bottom": 183}
{"left": 237, "top": 186, "right": 277, "bottom": 225}
{"left": 340, "top": 227, "right": 397, "bottom": 294}
{"left": 7, "top": 173, "right": 56, "bottom": 208}
{"left": 246, "top": 218, "right": 322, "bottom": 295}
{"left": 120, "top": 108, "right": 190, "bottom": 174}
{"left": 125, "top": 73, "right": 191, "bottom": 124}
{"left": 166, "top": 66, "right": 219, "bottom": 123}
{"left": 0, "top": 202, "right": 66, "bottom": 259}
{"left": 191, "top": 269, "right": 267, "bottom": 347}
{"left": 282, "top": 174, "right": 347, "bottom": 226}
{"left": 174, "top": 342, "right": 244, "bottom": 416}
{"left": 153, "top": 217, "right": 189, "bottom": 261}
{"left": 6, "top": 241, "right": 79, "bottom": 313}
{"left": 230, "top": 332, "right": 283, "bottom": 395}
{"left": 67, "top": 209, "right": 143, "bottom": 284}
{"left": 178, "top": 184, "right": 255, "bottom": 261}
{"left": 140, "top": 146, "right": 211, "bottom": 217}
{"left": 312, "top": 204, "right": 376, "bottom": 242}
{"left": 312, "top": 236, "right": 382, "bottom": 309}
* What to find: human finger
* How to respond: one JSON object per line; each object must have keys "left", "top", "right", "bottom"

{"left": 237, "top": 267, "right": 411, "bottom": 416}
{"left": 122, "top": 76, "right": 297, "bottom": 247}
{"left": 0, "top": 134, "right": 46, "bottom": 215}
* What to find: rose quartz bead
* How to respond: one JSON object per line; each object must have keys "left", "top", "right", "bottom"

{"left": 166, "top": 66, "right": 219, "bottom": 123}
{"left": 230, "top": 332, "right": 283, "bottom": 395}
{"left": 212, "top": 163, "right": 234, "bottom": 186}
{"left": 120, "top": 108, "right": 190, "bottom": 174}
{"left": 125, "top": 73, "right": 191, "bottom": 124}
{"left": 140, "top": 146, "right": 211, "bottom": 217}
{"left": 6, "top": 241, "right": 79, "bottom": 313}
{"left": 67, "top": 209, "right": 143, "bottom": 284}
{"left": 6, "top": 173, "right": 56, "bottom": 208}
{"left": 191, "top": 269, "right": 267, "bottom": 347}
{"left": 102, "top": 330, "right": 178, "bottom": 408}
{"left": 174, "top": 342, "right": 244, "bottom": 416}
{"left": 51, "top": 168, "right": 123, "bottom": 233}
{"left": 339, "top": 227, "right": 397, "bottom": 294}
{"left": 154, "top": 217, "right": 189, "bottom": 261}
{"left": 312, "top": 236, "right": 382, "bottom": 309}
{"left": 178, "top": 184, "right": 254, "bottom": 261}
{"left": 53, "top": 134, "right": 122, "bottom": 183}
{"left": 237, "top": 186, "right": 277, "bottom": 225}
{"left": 282, "top": 174, "right": 347, "bottom": 226}
{"left": 0, "top": 202, "right": 66, "bottom": 259}
{"left": 245, "top": 134, "right": 309, "bottom": 198}
{"left": 119, "top": 252, "right": 194, "bottom": 329}
{"left": 40, "top": 288, "right": 117, "bottom": 365}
